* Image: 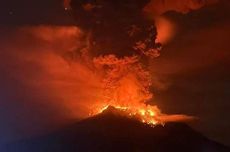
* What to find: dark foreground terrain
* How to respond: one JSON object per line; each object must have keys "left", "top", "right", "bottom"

{"left": 2, "top": 107, "right": 229, "bottom": 152}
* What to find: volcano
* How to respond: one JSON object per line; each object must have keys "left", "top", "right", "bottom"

{"left": 2, "top": 106, "right": 229, "bottom": 152}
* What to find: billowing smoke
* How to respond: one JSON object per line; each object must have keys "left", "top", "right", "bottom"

{"left": 64, "top": 0, "right": 218, "bottom": 14}
{"left": 145, "top": 0, "right": 219, "bottom": 15}
{"left": 62, "top": 0, "right": 196, "bottom": 124}
{"left": 9, "top": 26, "right": 107, "bottom": 117}
{"left": 144, "top": 0, "right": 219, "bottom": 44}
{"left": 63, "top": 0, "right": 218, "bottom": 45}
{"left": 0, "top": 25, "right": 174, "bottom": 143}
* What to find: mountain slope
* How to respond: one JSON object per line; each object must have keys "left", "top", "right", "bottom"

{"left": 2, "top": 107, "right": 229, "bottom": 152}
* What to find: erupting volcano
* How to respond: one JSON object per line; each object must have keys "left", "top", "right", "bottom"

{"left": 2, "top": 106, "right": 229, "bottom": 152}
{"left": 61, "top": 0, "right": 195, "bottom": 126}
{"left": 1, "top": 0, "right": 230, "bottom": 152}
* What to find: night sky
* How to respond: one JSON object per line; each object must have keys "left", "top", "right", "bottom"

{"left": 0, "top": 0, "right": 230, "bottom": 147}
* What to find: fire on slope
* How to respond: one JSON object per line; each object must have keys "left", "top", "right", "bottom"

{"left": 88, "top": 55, "right": 194, "bottom": 126}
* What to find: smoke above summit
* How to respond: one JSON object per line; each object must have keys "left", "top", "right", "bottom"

{"left": 64, "top": 0, "right": 219, "bottom": 15}
{"left": 145, "top": 0, "right": 219, "bottom": 15}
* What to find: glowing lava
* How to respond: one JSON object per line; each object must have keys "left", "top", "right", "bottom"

{"left": 93, "top": 103, "right": 195, "bottom": 126}
{"left": 97, "top": 105, "right": 160, "bottom": 125}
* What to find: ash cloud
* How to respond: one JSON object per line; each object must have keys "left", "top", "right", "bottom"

{"left": 0, "top": 26, "right": 103, "bottom": 144}
{"left": 0, "top": 0, "right": 229, "bottom": 146}
{"left": 145, "top": 0, "right": 219, "bottom": 15}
